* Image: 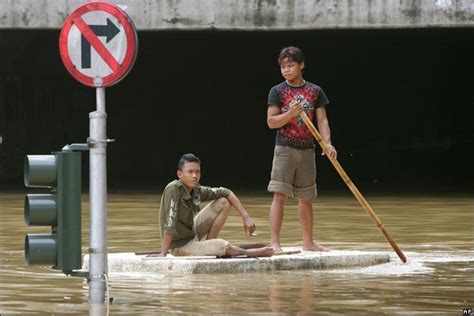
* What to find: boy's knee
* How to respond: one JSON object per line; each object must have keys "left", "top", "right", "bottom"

{"left": 273, "top": 192, "right": 288, "bottom": 203}
{"left": 216, "top": 197, "right": 231, "bottom": 211}
{"left": 298, "top": 198, "right": 312, "bottom": 205}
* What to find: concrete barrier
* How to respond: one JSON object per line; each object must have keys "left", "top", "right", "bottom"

{"left": 83, "top": 248, "right": 390, "bottom": 274}
{"left": 1, "top": 0, "right": 473, "bottom": 30}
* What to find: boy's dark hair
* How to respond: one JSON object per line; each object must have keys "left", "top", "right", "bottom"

{"left": 278, "top": 46, "right": 305, "bottom": 65}
{"left": 178, "top": 153, "right": 201, "bottom": 170}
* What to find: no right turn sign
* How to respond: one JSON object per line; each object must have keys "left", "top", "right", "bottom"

{"left": 59, "top": 2, "right": 138, "bottom": 87}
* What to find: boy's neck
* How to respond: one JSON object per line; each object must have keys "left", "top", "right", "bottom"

{"left": 286, "top": 77, "right": 305, "bottom": 87}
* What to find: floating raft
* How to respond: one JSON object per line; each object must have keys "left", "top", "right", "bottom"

{"left": 83, "top": 248, "right": 390, "bottom": 274}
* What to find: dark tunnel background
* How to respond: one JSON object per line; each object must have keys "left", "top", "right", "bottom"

{"left": 0, "top": 28, "right": 473, "bottom": 193}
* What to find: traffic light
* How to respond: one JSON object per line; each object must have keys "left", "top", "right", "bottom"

{"left": 24, "top": 150, "right": 82, "bottom": 272}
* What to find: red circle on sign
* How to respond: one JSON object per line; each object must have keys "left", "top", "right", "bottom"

{"left": 59, "top": 2, "right": 138, "bottom": 87}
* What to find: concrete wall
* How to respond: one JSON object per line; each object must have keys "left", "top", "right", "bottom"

{"left": 0, "top": 0, "right": 473, "bottom": 30}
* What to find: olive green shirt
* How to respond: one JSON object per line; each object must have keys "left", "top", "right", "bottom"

{"left": 159, "top": 179, "right": 231, "bottom": 249}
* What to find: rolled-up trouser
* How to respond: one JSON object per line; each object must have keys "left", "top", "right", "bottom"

{"left": 171, "top": 198, "right": 230, "bottom": 256}
{"left": 267, "top": 145, "right": 317, "bottom": 201}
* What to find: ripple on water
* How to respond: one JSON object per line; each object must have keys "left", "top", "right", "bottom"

{"left": 325, "top": 251, "right": 473, "bottom": 276}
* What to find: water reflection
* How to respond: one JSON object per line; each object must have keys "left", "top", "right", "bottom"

{"left": 1, "top": 192, "right": 473, "bottom": 314}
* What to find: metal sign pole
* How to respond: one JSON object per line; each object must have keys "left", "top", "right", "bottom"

{"left": 59, "top": 2, "right": 137, "bottom": 307}
{"left": 89, "top": 87, "right": 108, "bottom": 304}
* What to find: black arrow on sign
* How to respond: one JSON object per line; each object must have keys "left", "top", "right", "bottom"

{"left": 81, "top": 18, "right": 120, "bottom": 69}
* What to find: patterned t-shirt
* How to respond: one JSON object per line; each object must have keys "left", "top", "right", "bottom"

{"left": 267, "top": 81, "right": 329, "bottom": 149}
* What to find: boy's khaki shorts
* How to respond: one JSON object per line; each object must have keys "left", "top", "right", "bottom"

{"left": 171, "top": 198, "right": 230, "bottom": 256}
{"left": 267, "top": 145, "right": 317, "bottom": 200}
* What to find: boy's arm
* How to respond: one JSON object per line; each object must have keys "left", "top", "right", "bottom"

{"left": 148, "top": 232, "right": 173, "bottom": 257}
{"left": 315, "top": 106, "right": 337, "bottom": 159}
{"left": 154, "top": 187, "right": 180, "bottom": 257}
{"left": 200, "top": 186, "right": 256, "bottom": 235}
{"left": 226, "top": 191, "right": 256, "bottom": 235}
{"left": 267, "top": 101, "right": 303, "bottom": 129}
{"left": 200, "top": 186, "right": 231, "bottom": 202}
{"left": 159, "top": 233, "right": 174, "bottom": 256}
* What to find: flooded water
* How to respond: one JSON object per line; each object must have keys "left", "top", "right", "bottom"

{"left": 1, "top": 191, "right": 473, "bottom": 315}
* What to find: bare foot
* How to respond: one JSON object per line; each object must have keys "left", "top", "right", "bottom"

{"left": 303, "top": 242, "right": 329, "bottom": 252}
{"left": 271, "top": 243, "right": 283, "bottom": 254}
{"left": 246, "top": 246, "right": 274, "bottom": 257}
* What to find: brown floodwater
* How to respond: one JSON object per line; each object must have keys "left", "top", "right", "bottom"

{"left": 1, "top": 191, "right": 473, "bottom": 315}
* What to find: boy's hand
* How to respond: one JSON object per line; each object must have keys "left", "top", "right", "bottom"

{"left": 288, "top": 100, "right": 304, "bottom": 118}
{"left": 243, "top": 215, "right": 256, "bottom": 236}
{"left": 323, "top": 144, "right": 338, "bottom": 160}
{"left": 146, "top": 252, "right": 167, "bottom": 257}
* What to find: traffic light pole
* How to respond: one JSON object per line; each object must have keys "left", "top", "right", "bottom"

{"left": 89, "top": 87, "right": 108, "bottom": 304}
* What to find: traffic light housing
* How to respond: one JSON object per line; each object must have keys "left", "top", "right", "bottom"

{"left": 24, "top": 150, "right": 82, "bottom": 271}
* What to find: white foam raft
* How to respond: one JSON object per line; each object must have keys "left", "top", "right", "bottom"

{"left": 83, "top": 248, "right": 391, "bottom": 274}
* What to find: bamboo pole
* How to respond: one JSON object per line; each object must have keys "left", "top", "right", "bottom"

{"left": 300, "top": 111, "right": 407, "bottom": 263}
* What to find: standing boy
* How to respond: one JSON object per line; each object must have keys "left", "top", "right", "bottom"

{"left": 151, "top": 153, "right": 273, "bottom": 258}
{"left": 266, "top": 46, "right": 337, "bottom": 253}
